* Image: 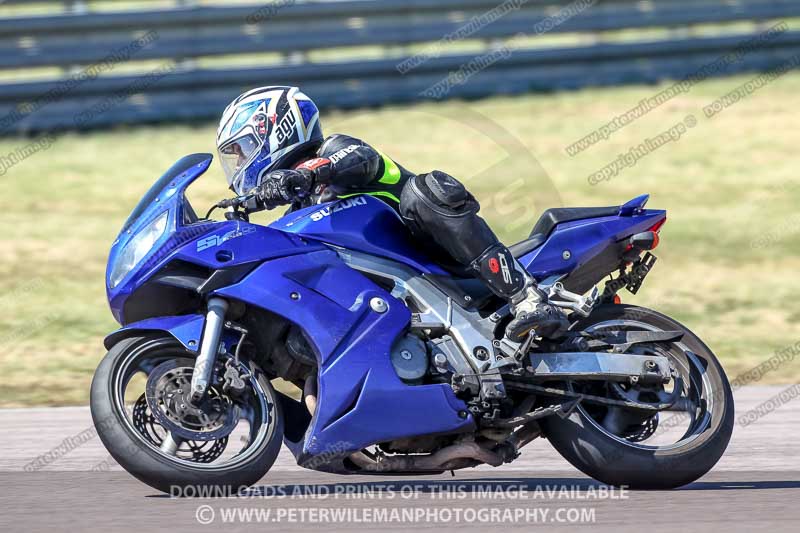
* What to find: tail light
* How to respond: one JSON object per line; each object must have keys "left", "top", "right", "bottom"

{"left": 625, "top": 217, "right": 665, "bottom": 252}
{"left": 648, "top": 217, "right": 667, "bottom": 233}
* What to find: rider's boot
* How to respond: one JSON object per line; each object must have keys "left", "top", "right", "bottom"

{"left": 471, "top": 244, "right": 569, "bottom": 341}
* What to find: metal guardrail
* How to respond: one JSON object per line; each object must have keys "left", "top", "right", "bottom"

{"left": 1, "top": 0, "right": 798, "bottom": 134}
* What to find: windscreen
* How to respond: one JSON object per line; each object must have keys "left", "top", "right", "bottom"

{"left": 121, "top": 154, "right": 212, "bottom": 233}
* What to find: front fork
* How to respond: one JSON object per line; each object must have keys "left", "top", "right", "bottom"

{"left": 190, "top": 297, "right": 229, "bottom": 403}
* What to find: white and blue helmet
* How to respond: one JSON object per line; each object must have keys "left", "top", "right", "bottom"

{"left": 216, "top": 86, "right": 323, "bottom": 195}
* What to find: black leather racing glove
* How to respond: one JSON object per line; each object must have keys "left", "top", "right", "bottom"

{"left": 251, "top": 169, "right": 315, "bottom": 210}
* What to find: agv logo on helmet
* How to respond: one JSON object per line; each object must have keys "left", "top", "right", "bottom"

{"left": 274, "top": 111, "right": 297, "bottom": 144}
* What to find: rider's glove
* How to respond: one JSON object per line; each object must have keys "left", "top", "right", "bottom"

{"left": 295, "top": 157, "right": 333, "bottom": 183}
{"left": 254, "top": 169, "right": 315, "bottom": 210}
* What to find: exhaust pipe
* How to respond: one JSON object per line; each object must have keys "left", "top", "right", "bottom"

{"left": 349, "top": 441, "right": 503, "bottom": 472}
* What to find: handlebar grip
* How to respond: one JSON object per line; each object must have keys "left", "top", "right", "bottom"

{"left": 216, "top": 199, "right": 236, "bottom": 209}
{"left": 217, "top": 194, "right": 254, "bottom": 209}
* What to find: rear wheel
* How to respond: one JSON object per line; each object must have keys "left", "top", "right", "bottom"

{"left": 540, "top": 304, "right": 734, "bottom": 489}
{"left": 90, "top": 335, "right": 283, "bottom": 494}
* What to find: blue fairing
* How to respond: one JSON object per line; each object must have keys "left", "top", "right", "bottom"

{"left": 106, "top": 154, "right": 215, "bottom": 323}
{"left": 105, "top": 153, "right": 667, "bottom": 471}
{"left": 106, "top": 154, "right": 326, "bottom": 324}
{"left": 213, "top": 250, "right": 473, "bottom": 456}
{"left": 104, "top": 314, "right": 206, "bottom": 352}
{"left": 272, "top": 196, "right": 449, "bottom": 275}
{"left": 519, "top": 207, "right": 666, "bottom": 279}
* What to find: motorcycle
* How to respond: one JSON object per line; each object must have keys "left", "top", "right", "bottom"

{"left": 91, "top": 154, "right": 734, "bottom": 493}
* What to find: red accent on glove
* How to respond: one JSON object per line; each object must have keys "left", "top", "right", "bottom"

{"left": 296, "top": 157, "right": 331, "bottom": 171}
{"left": 488, "top": 258, "right": 500, "bottom": 274}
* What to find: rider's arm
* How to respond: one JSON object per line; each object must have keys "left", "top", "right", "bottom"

{"left": 312, "top": 134, "right": 382, "bottom": 188}
{"left": 249, "top": 135, "right": 383, "bottom": 210}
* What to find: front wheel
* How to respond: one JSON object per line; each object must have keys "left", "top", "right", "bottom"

{"left": 90, "top": 334, "right": 283, "bottom": 494}
{"left": 540, "top": 304, "right": 734, "bottom": 489}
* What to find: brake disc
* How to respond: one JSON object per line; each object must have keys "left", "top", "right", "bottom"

{"left": 145, "top": 358, "right": 239, "bottom": 442}
{"left": 620, "top": 413, "right": 659, "bottom": 442}
{"left": 606, "top": 382, "right": 670, "bottom": 441}
{"left": 132, "top": 393, "right": 228, "bottom": 463}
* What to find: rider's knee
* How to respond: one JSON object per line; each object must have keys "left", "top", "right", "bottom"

{"left": 400, "top": 171, "right": 479, "bottom": 219}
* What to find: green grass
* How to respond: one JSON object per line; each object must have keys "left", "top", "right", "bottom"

{"left": 2, "top": 70, "right": 800, "bottom": 406}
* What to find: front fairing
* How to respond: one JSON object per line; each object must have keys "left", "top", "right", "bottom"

{"left": 106, "top": 153, "right": 326, "bottom": 326}
{"left": 106, "top": 154, "right": 217, "bottom": 323}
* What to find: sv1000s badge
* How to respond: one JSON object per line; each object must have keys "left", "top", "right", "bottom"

{"left": 197, "top": 226, "right": 257, "bottom": 252}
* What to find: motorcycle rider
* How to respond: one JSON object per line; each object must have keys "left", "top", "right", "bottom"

{"left": 216, "top": 86, "right": 568, "bottom": 341}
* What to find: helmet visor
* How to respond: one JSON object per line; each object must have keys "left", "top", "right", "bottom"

{"left": 218, "top": 133, "right": 262, "bottom": 190}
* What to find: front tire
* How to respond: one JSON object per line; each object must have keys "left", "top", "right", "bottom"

{"left": 90, "top": 335, "right": 284, "bottom": 494}
{"left": 540, "top": 304, "right": 734, "bottom": 489}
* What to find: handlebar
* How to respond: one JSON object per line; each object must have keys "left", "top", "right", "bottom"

{"left": 204, "top": 189, "right": 316, "bottom": 222}
{"left": 216, "top": 193, "right": 255, "bottom": 210}
{"left": 204, "top": 193, "right": 255, "bottom": 220}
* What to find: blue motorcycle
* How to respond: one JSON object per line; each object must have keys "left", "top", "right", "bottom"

{"left": 91, "top": 154, "right": 733, "bottom": 493}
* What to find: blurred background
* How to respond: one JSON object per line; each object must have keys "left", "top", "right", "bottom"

{"left": 0, "top": 0, "right": 798, "bottom": 406}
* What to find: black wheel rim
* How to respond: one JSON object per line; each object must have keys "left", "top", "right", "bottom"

{"left": 109, "top": 337, "right": 277, "bottom": 470}
{"left": 573, "top": 319, "right": 716, "bottom": 451}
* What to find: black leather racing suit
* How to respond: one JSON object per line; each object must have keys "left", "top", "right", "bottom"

{"left": 278, "top": 133, "right": 528, "bottom": 300}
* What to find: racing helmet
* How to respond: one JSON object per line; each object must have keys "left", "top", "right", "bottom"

{"left": 216, "top": 86, "right": 323, "bottom": 195}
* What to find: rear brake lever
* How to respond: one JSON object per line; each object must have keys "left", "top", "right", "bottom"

{"left": 547, "top": 283, "right": 599, "bottom": 317}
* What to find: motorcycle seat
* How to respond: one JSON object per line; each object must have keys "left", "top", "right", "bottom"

{"left": 530, "top": 205, "right": 620, "bottom": 238}
{"left": 508, "top": 232, "right": 546, "bottom": 258}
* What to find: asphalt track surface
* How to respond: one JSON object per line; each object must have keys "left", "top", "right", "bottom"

{"left": 1, "top": 385, "right": 798, "bottom": 532}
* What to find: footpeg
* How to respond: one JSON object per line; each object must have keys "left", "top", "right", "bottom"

{"left": 547, "top": 283, "right": 598, "bottom": 317}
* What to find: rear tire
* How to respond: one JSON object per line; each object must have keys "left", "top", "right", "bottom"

{"left": 540, "top": 304, "right": 734, "bottom": 489}
{"left": 90, "top": 335, "right": 284, "bottom": 494}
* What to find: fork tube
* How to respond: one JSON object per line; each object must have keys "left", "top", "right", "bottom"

{"left": 190, "top": 297, "right": 229, "bottom": 403}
